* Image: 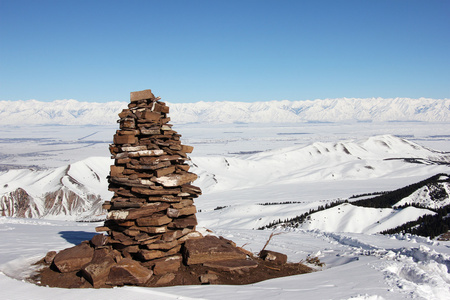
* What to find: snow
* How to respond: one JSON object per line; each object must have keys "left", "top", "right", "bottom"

{"left": 1, "top": 218, "right": 449, "bottom": 299}
{"left": 301, "top": 204, "right": 436, "bottom": 234}
{"left": 0, "top": 157, "right": 112, "bottom": 219}
{"left": 394, "top": 182, "right": 450, "bottom": 209}
{"left": 0, "top": 121, "right": 450, "bottom": 299}
{"left": 0, "top": 97, "right": 449, "bottom": 125}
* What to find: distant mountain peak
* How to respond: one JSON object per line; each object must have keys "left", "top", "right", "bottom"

{"left": 0, "top": 97, "right": 449, "bottom": 125}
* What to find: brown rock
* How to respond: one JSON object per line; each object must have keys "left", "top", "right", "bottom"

{"left": 131, "top": 187, "right": 181, "bottom": 196}
{"left": 121, "top": 245, "right": 140, "bottom": 254}
{"left": 140, "top": 128, "right": 161, "bottom": 135}
{"left": 168, "top": 215, "right": 197, "bottom": 229}
{"left": 181, "top": 145, "right": 194, "bottom": 153}
{"left": 118, "top": 109, "right": 132, "bottom": 119}
{"left": 53, "top": 243, "right": 94, "bottom": 273}
{"left": 115, "top": 220, "right": 135, "bottom": 227}
{"left": 123, "top": 229, "right": 140, "bottom": 236}
{"left": 111, "top": 201, "right": 142, "bottom": 209}
{"left": 170, "top": 199, "right": 194, "bottom": 209}
{"left": 176, "top": 164, "right": 190, "bottom": 172}
{"left": 155, "top": 166, "right": 176, "bottom": 177}
{"left": 81, "top": 252, "right": 116, "bottom": 288}
{"left": 181, "top": 184, "right": 202, "bottom": 196}
{"left": 121, "top": 145, "right": 148, "bottom": 152}
{"left": 146, "top": 240, "right": 179, "bottom": 250}
{"left": 142, "top": 110, "right": 161, "bottom": 121}
{"left": 107, "top": 258, "right": 153, "bottom": 286}
{"left": 138, "top": 245, "right": 181, "bottom": 261}
{"left": 113, "top": 134, "right": 136, "bottom": 145}
{"left": 259, "top": 250, "right": 288, "bottom": 264}
{"left": 155, "top": 172, "right": 198, "bottom": 187}
{"left": 110, "top": 177, "right": 154, "bottom": 188}
{"left": 138, "top": 225, "right": 167, "bottom": 234}
{"left": 153, "top": 102, "right": 169, "bottom": 113}
{"left": 134, "top": 232, "right": 156, "bottom": 242}
{"left": 161, "top": 228, "right": 193, "bottom": 242}
{"left": 167, "top": 207, "right": 180, "bottom": 218}
{"left": 182, "top": 236, "right": 246, "bottom": 265}
{"left": 130, "top": 89, "right": 155, "bottom": 102}
{"left": 110, "top": 165, "right": 125, "bottom": 177}
{"left": 127, "top": 149, "right": 165, "bottom": 157}
{"left": 199, "top": 272, "right": 219, "bottom": 284}
{"left": 110, "top": 232, "right": 136, "bottom": 245}
{"left": 90, "top": 234, "right": 109, "bottom": 248}
{"left": 107, "top": 202, "right": 169, "bottom": 220}
{"left": 44, "top": 251, "right": 57, "bottom": 264}
{"left": 150, "top": 195, "right": 182, "bottom": 203}
{"left": 178, "top": 205, "right": 196, "bottom": 216}
{"left": 136, "top": 214, "right": 172, "bottom": 227}
{"left": 120, "top": 118, "right": 135, "bottom": 129}
{"left": 152, "top": 254, "right": 182, "bottom": 275}
{"left": 95, "top": 226, "right": 109, "bottom": 232}
{"left": 155, "top": 273, "right": 176, "bottom": 286}
{"left": 177, "top": 231, "right": 203, "bottom": 242}
{"left": 203, "top": 259, "right": 258, "bottom": 272}
{"left": 128, "top": 161, "right": 171, "bottom": 171}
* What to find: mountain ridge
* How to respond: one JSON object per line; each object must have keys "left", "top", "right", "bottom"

{"left": 1, "top": 135, "right": 449, "bottom": 223}
{"left": 0, "top": 97, "right": 449, "bottom": 125}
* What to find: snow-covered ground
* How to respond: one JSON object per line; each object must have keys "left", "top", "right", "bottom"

{"left": 0, "top": 122, "right": 449, "bottom": 299}
{"left": 1, "top": 218, "right": 449, "bottom": 300}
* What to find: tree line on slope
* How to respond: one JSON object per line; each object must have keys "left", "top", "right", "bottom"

{"left": 381, "top": 204, "right": 450, "bottom": 239}
{"left": 259, "top": 173, "right": 450, "bottom": 238}
{"left": 257, "top": 199, "right": 348, "bottom": 230}
{"left": 351, "top": 173, "right": 449, "bottom": 208}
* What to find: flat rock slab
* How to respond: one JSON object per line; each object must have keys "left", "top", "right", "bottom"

{"left": 203, "top": 259, "right": 258, "bottom": 272}
{"left": 52, "top": 243, "right": 94, "bottom": 273}
{"left": 107, "top": 258, "right": 153, "bottom": 286}
{"left": 81, "top": 255, "right": 116, "bottom": 287}
{"left": 183, "top": 235, "right": 246, "bottom": 265}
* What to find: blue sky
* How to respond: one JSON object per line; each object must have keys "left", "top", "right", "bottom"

{"left": 1, "top": 0, "right": 449, "bottom": 103}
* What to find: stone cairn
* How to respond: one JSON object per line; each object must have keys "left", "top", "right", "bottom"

{"left": 44, "top": 89, "right": 290, "bottom": 288}
{"left": 99, "top": 88, "right": 202, "bottom": 262}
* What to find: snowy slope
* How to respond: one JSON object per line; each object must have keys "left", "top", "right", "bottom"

{"left": 394, "top": 180, "right": 450, "bottom": 209}
{"left": 0, "top": 97, "right": 449, "bottom": 125}
{"left": 1, "top": 135, "right": 448, "bottom": 232}
{"left": 192, "top": 134, "right": 450, "bottom": 193}
{"left": 300, "top": 203, "right": 436, "bottom": 234}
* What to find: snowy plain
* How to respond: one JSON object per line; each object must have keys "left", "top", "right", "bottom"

{"left": 0, "top": 120, "right": 450, "bottom": 299}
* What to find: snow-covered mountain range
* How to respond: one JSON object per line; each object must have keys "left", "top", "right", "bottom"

{"left": 0, "top": 97, "right": 449, "bottom": 125}
{"left": 1, "top": 135, "right": 449, "bottom": 229}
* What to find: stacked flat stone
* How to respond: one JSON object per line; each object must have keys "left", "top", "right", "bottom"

{"left": 101, "top": 89, "right": 202, "bottom": 263}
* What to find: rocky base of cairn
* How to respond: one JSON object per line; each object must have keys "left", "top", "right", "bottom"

{"left": 31, "top": 233, "right": 313, "bottom": 288}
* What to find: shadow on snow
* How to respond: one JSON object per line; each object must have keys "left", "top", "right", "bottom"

{"left": 58, "top": 231, "right": 98, "bottom": 245}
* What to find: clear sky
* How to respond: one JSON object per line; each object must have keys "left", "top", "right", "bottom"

{"left": 1, "top": 0, "right": 449, "bottom": 103}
